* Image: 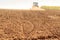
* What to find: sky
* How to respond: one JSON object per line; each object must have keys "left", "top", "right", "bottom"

{"left": 0, "top": 0, "right": 60, "bottom": 9}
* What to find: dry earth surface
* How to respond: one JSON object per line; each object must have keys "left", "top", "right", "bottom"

{"left": 0, "top": 9, "right": 60, "bottom": 40}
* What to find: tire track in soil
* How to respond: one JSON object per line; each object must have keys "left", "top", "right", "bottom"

{"left": 20, "top": 20, "right": 34, "bottom": 38}
{"left": 8, "top": 17, "right": 35, "bottom": 39}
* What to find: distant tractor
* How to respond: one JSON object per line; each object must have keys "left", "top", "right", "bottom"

{"left": 31, "top": 2, "right": 45, "bottom": 10}
{"left": 33, "top": 2, "right": 38, "bottom": 7}
{"left": 32, "top": 2, "right": 39, "bottom": 8}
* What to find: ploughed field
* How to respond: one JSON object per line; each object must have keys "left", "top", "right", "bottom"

{"left": 0, "top": 9, "right": 60, "bottom": 40}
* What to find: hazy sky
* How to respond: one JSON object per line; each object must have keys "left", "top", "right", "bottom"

{"left": 0, "top": 0, "right": 60, "bottom": 9}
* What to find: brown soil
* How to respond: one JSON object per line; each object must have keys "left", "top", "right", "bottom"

{"left": 0, "top": 9, "right": 60, "bottom": 40}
